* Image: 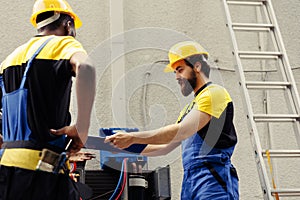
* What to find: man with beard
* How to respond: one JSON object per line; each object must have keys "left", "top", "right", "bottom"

{"left": 105, "top": 41, "right": 239, "bottom": 199}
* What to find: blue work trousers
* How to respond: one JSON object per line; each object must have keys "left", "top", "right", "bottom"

{"left": 181, "top": 162, "right": 239, "bottom": 200}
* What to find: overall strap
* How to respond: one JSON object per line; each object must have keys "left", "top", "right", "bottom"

{"left": 203, "top": 161, "right": 228, "bottom": 192}
{"left": 20, "top": 37, "right": 54, "bottom": 89}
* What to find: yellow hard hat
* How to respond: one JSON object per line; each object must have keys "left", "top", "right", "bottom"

{"left": 30, "top": 0, "right": 82, "bottom": 29}
{"left": 164, "top": 41, "right": 209, "bottom": 72}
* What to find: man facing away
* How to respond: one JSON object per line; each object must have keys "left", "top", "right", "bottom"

{"left": 0, "top": 0, "right": 95, "bottom": 199}
{"left": 105, "top": 41, "right": 239, "bottom": 199}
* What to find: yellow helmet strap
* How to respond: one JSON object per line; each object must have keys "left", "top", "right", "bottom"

{"left": 36, "top": 12, "right": 60, "bottom": 29}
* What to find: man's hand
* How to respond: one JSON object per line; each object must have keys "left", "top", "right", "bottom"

{"left": 50, "top": 125, "right": 84, "bottom": 153}
{"left": 68, "top": 151, "right": 96, "bottom": 162}
{"left": 104, "top": 131, "right": 134, "bottom": 149}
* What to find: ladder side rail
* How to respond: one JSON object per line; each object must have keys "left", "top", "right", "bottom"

{"left": 263, "top": 0, "right": 300, "bottom": 147}
{"left": 261, "top": 0, "right": 300, "bottom": 149}
{"left": 264, "top": 0, "right": 300, "bottom": 115}
{"left": 260, "top": 2, "right": 300, "bottom": 194}
{"left": 222, "top": 1, "right": 273, "bottom": 199}
{"left": 261, "top": 1, "right": 297, "bottom": 115}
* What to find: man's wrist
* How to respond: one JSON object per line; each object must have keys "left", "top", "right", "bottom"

{"left": 131, "top": 132, "right": 145, "bottom": 144}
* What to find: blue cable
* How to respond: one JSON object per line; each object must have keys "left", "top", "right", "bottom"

{"left": 109, "top": 159, "right": 126, "bottom": 200}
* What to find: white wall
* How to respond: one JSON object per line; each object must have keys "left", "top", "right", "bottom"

{"left": 1, "top": 1, "right": 300, "bottom": 199}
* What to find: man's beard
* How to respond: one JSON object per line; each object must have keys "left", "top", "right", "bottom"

{"left": 179, "top": 71, "right": 197, "bottom": 96}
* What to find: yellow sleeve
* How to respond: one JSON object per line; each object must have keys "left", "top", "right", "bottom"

{"left": 52, "top": 36, "right": 87, "bottom": 60}
{"left": 194, "top": 85, "right": 232, "bottom": 119}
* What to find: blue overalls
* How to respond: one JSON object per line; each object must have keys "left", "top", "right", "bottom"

{"left": 181, "top": 132, "right": 239, "bottom": 200}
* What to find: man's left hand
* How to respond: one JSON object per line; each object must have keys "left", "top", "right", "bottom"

{"left": 50, "top": 125, "right": 84, "bottom": 153}
{"left": 68, "top": 151, "right": 96, "bottom": 162}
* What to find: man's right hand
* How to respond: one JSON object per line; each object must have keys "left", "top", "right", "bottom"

{"left": 104, "top": 131, "right": 134, "bottom": 149}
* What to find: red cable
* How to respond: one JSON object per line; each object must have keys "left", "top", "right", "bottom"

{"left": 115, "top": 158, "right": 128, "bottom": 200}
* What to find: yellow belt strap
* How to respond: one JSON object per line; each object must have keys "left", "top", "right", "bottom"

{"left": 0, "top": 148, "right": 41, "bottom": 171}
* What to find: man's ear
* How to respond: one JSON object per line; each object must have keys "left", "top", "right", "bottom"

{"left": 194, "top": 61, "right": 201, "bottom": 73}
{"left": 66, "top": 21, "right": 76, "bottom": 37}
{"left": 66, "top": 21, "right": 72, "bottom": 32}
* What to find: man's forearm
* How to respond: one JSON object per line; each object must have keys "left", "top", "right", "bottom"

{"left": 75, "top": 63, "right": 96, "bottom": 143}
{"left": 133, "top": 123, "right": 181, "bottom": 144}
{"left": 132, "top": 109, "right": 210, "bottom": 145}
{"left": 141, "top": 142, "right": 180, "bottom": 156}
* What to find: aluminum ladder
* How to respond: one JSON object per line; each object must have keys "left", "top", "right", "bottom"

{"left": 222, "top": 0, "right": 300, "bottom": 199}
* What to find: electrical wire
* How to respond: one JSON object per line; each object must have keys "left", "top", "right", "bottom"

{"left": 115, "top": 159, "right": 128, "bottom": 200}
{"left": 88, "top": 190, "right": 115, "bottom": 200}
{"left": 142, "top": 60, "right": 169, "bottom": 130}
{"left": 108, "top": 160, "right": 125, "bottom": 200}
{"left": 109, "top": 158, "right": 128, "bottom": 200}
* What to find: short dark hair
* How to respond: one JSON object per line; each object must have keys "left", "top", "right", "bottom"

{"left": 36, "top": 11, "right": 74, "bottom": 32}
{"left": 184, "top": 54, "right": 210, "bottom": 78}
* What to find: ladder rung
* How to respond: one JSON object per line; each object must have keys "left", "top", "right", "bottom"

{"left": 246, "top": 81, "right": 291, "bottom": 89}
{"left": 232, "top": 23, "right": 274, "bottom": 31}
{"left": 227, "top": 1, "right": 264, "bottom": 6}
{"left": 253, "top": 114, "right": 300, "bottom": 122}
{"left": 271, "top": 189, "right": 300, "bottom": 197}
{"left": 262, "top": 150, "right": 300, "bottom": 158}
{"left": 244, "top": 69, "right": 277, "bottom": 73}
{"left": 239, "top": 51, "right": 282, "bottom": 59}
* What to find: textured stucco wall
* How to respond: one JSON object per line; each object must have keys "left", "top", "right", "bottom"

{"left": 0, "top": 1, "right": 300, "bottom": 200}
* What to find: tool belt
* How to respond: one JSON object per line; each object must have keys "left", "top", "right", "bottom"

{"left": 0, "top": 148, "right": 70, "bottom": 174}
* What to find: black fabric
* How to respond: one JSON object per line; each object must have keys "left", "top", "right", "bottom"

{"left": 197, "top": 102, "right": 237, "bottom": 148}
{"left": 194, "top": 81, "right": 212, "bottom": 97}
{"left": 230, "top": 166, "right": 239, "bottom": 181}
{"left": 2, "top": 140, "right": 64, "bottom": 153}
{"left": 0, "top": 165, "right": 81, "bottom": 200}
